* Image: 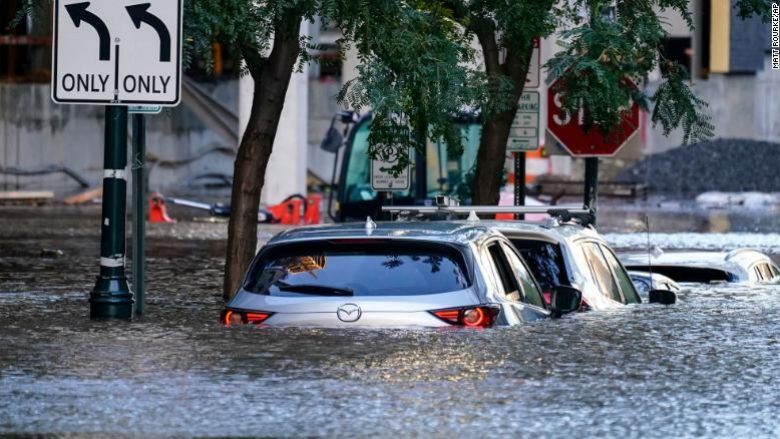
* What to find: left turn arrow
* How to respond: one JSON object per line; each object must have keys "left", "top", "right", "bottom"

{"left": 65, "top": 2, "right": 111, "bottom": 61}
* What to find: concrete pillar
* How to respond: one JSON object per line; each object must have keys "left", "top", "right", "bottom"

{"left": 238, "top": 21, "right": 310, "bottom": 206}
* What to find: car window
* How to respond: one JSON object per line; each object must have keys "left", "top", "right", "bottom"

{"left": 244, "top": 241, "right": 470, "bottom": 296}
{"left": 501, "top": 242, "right": 546, "bottom": 309}
{"left": 752, "top": 265, "right": 764, "bottom": 282}
{"left": 600, "top": 244, "right": 641, "bottom": 304}
{"left": 487, "top": 242, "right": 522, "bottom": 301}
{"left": 581, "top": 242, "right": 622, "bottom": 303}
{"left": 510, "top": 239, "right": 569, "bottom": 293}
{"left": 758, "top": 263, "right": 773, "bottom": 282}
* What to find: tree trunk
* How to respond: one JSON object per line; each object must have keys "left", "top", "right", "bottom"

{"left": 472, "top": 30, "right": 534, "bottom": 205}
{"left": 223, "top": 22, "right": 302, "bottom": 300}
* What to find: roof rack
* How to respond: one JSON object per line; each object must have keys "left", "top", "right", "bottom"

{"left": 381, "top": 203, "right": 594, "bottom": 225}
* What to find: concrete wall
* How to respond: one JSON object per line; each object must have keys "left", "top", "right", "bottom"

{"left": 0, "top": 81, "right": 238, "bottom": 198}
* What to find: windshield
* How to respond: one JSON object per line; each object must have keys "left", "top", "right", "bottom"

{"left": 244, "top": 241, "right": 471, "bottom": 297}
{"left": 342, "top": 118, "right": 481, "bottom": 204}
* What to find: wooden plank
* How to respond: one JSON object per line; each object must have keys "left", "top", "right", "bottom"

{"left": 0, "top": 190, "right": 55, "bottom": 201}
{"left": 63, "top": 187, "right": 102, "bottom": 205}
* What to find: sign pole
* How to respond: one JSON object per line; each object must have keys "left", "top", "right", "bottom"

{"left": 131, "top": 113, "right": 146, "bottom": 317}
{"left": 513, "top": 152, "right": 526, "bottom": 220}
{"left": 583, "top": 157, "right": 599, "bottom": 224}
{"left": 90, "top": 106, "right": 133, "bottom": 319}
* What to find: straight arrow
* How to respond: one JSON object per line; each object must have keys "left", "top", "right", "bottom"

{"left": 65, "top": 2, "right": 110, "bottom": 61}
{"left": 126, "top": 3, "right": 171, "bottom": 62}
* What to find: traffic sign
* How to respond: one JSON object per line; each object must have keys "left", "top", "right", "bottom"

{"left": 526, "top": 37, "right": 540, "bottom": 89}
{"left": 546, "top": 78, "right": 639, "bottom": 157}
{"left": 371, "top": 146, "right": 410, "bottom": 191}
{"left": 508, "top": 91, "right": 540, "bottom": 151}
{"left": 52, "top": 0, "right": 182, "bottom": 106}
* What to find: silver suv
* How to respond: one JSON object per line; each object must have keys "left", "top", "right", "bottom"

{"left": 222, "top": 220, "right": 581, "bottom": 328}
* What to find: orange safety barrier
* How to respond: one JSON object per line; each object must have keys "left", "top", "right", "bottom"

{"left": 304, "top": 194, "right": 321, "bottom": 225}
{"left": 267, "top": 198, "right": 302, "bottom": 225}
{"left": 149, "top": 193, "right": 175, "bottom": 223}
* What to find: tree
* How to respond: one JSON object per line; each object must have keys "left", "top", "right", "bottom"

{"left": 346, "top": 0, "right": 772, "bottom": 205}
{"left": 187, "top": 0, "right": 478, "bottom": 299}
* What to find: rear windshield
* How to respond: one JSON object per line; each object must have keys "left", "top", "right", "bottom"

{"left": 244, "top": 241, "right": 471, "bottom": 297}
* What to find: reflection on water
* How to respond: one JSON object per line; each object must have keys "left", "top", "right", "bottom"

{"left": 2, "top": 208, "right": 780, "bottom": 437}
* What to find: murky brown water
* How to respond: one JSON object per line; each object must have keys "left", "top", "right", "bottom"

{"left": 2, "top": 206, "right": 780, "bottom": 437}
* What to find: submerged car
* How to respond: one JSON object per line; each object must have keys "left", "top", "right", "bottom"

{"left": 620, "top": 249, "right": 780, "bottom": 284}
{"left": 222, "top": 220, "right": 582, "bottom": 328}
{"left": 383, "top": 202, "right": 676, "bottom": 309}
{"left": 628, "top": 271, "right": 681, "bottom": 295}
{"left": 495, "top": 220, "right": 646, "bottom": 310}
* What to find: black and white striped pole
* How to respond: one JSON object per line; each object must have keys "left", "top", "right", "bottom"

{"left": 90, "top": 106, "right": 133, "bottom": 319}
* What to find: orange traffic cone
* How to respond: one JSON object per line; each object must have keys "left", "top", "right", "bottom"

{"left": 148, "top": 193, "right": 175, "bottom": 223}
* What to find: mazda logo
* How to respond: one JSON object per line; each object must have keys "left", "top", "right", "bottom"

{"left": 336, "top": 303, "right": 362, "bottom": 322}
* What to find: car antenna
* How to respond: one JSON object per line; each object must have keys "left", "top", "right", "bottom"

{"left": 646, "top": 214, "right": 654, "bottom": 290}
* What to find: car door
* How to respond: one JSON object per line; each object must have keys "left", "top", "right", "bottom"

{"left": 482, "top": 239, "right": 549, "bottom": 323}
{"left": 500, "top": 242, "right": 549, "bottom": 309}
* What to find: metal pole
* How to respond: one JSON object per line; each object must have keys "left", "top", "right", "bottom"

{"left": 131, "top": 113, "right": 146, "bottom": 317}
{"left": 90, "top": 106, "right": 133, "bottom": 319}
{"left": 584, "top": 157, "right": 599, "bottom": 224}
{"left": 513, "top": 152, "right": 526, "bottom": 220}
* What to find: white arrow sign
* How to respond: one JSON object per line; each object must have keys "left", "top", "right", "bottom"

{"left": 52, "top": 0, "right": 182, "bottom": 106}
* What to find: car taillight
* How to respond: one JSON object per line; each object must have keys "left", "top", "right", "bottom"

{"left": 220, "top": 309, "right": 273, "bottom": 326}
{"left": 430, "top": 306, "right": 499, "bottom": 328}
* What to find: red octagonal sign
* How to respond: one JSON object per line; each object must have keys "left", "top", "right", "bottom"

{"left": 547, "top": 78, "right": 640, "bottom": 157}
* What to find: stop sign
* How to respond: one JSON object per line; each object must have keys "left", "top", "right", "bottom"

{"left": 547, "top": 78, "right": 640, "bottom": 157}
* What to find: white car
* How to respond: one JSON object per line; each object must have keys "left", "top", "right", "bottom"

{"left": 495, "top": 219, "right": 646, "bottom": 310}
{"left": 620, "top": 249, "right": 780, "bottom": 284}
{"left": 628, "top": 271, "right": 681, "bottom": 295}
{"left": 384, "top": 201, "right": 675, "bottom": 309}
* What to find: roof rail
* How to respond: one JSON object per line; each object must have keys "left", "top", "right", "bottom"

{"left": 381, "top": 204, "right": 594, "bottom": 225}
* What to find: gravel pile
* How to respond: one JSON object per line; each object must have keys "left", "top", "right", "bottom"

{"left": 617, "top": 138, "right": 780, "bottom": 196}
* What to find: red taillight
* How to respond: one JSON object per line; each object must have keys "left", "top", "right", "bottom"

{"left": 220, "top": 309, "right": 272, "bottom": 326}
{"left": 431, "top": 306, "right": 499, "bottom": 328}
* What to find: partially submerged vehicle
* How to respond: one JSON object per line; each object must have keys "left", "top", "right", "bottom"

{"left": 628, "top": 271, "right": 681, "bottom": 295}
{"left": 620, "top": 249, "right": 780, "bottom": 284}
{"left": 383, "top": 203, "right": 677, "bottom": 310}
{"left": 493, "top": 218, "right": 659, "bottom": 310}
{"left": 222, "top": 219, "right": 582, "bottom": 328}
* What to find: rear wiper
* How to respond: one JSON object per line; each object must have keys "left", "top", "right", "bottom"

{"left": 276, "top": 283, "right": 354, "bottom": 296}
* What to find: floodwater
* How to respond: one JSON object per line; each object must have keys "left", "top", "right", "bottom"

{"left": 2, "top": 206, "right": 780, "bottom": 437}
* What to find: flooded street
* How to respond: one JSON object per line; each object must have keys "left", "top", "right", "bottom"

{"left": 2, "top": 206, "right": 780, "bottom": 437}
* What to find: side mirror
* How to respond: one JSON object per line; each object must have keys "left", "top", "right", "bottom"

{"left": 648, "top": 289, "right": 677, "bottom": 305}
{"left": 320, "top": 123, "right": 343, "bottom": 153}
{"left": 550, "top": 286, "right": 582, "bottom": 317}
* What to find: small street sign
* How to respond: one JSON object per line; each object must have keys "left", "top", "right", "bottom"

{"left": 129, "top": 105, "right": 162, "bottom": 114}
{"left": 508, "top": 91, "right": 540, "bottom": 152}
{"left": 526, "top": 37, "right": 540, "bottom": 89}
{"left": 52, "top": 0, "right": 182, "bottom": 106}
{"left": 371, "top": 147, "right": 410, "bottom": 191}
{"left": 547, "top": 77, "right": 640, "bottom": 157}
